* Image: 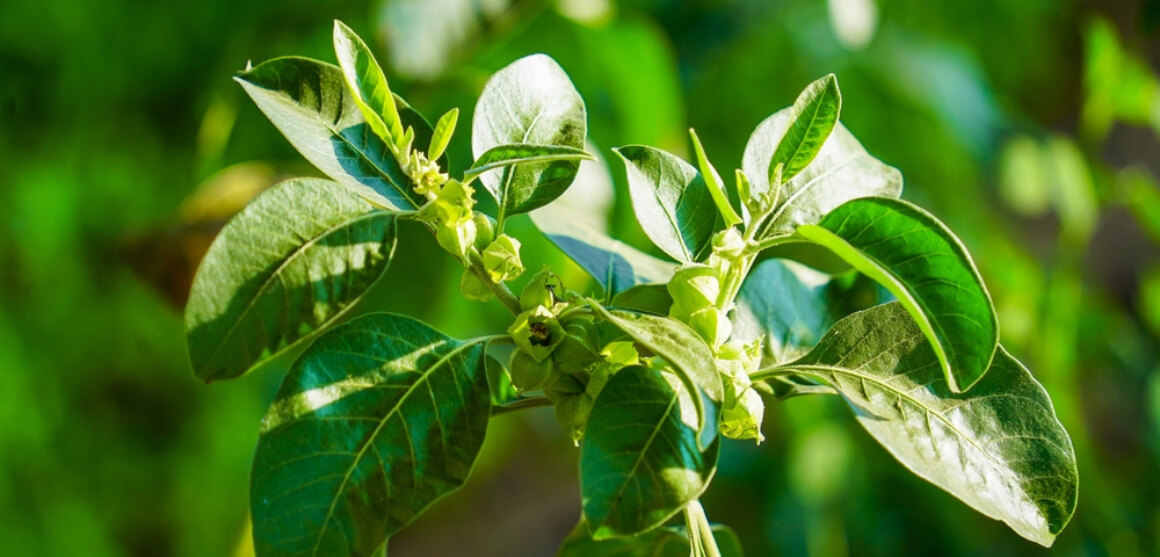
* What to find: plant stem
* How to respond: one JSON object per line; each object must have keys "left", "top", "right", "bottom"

{"left": 684, "top": 500, "right": 722, "bottom": 557}
{"left": 490, "top": 395, "right": 553, "bottom": 416}
{"left": 468, "top": 251, "right": 522, "bottom": 315}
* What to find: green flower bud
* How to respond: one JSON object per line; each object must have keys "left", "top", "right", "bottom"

{"left": 717, "top": 339, "right": 764, "bottom": 443}
{"left": 508, "top": 305, "right": 565, "bottom": 362}
{"left": 667, "top": 263, "right": 721, "bottom": 314}
{"left": 460, "top": 268, "right": 493, "bottom": 302}
{"left": 686, "top": 307, "right": 732, "bottom": 346}
{"left": 509, "top": 350, "right": 556, "bottom": 391}
{"left": 471, "top": 212, "right": 496, "bottom": 253}
{"left": 436, "top": 215, "right": 476, "bottom": 261}
{"left": 553, "top": 317, "right": 602, "bottom": 374}
{"left": 712, "top": 227, "right": 746, "bottom": 259}
{"left": 555, "top": 391, "right": 595, "bottom": 445}
{"left": 585, "top": 363, "right": 612, "bottom": 399}
{"left": 482, "top": 234, "right": 524, "bottom": 283}
{"left": 543, "top": 372, "right": 586, "bottom": 402}
{"left": 519, "top": 268, "right": 563, "bottom": 311}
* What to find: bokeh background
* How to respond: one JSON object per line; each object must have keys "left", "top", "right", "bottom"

{"left": 4, "top": 0, "right": 1160, "bottom": 555}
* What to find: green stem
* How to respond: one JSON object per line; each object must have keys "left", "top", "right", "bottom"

{"left": 684, "top": 500, "right": 721, "bottom": 557}
{"left": 468, "top": 251, "right": 522, "bottom": 315}
{"left": 490, "top": 395, "right": 552, "bottom": 416}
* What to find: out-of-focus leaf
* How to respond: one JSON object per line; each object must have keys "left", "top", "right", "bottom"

{"left": 186, "top": 178, "right": 396, "bottom": 381}
{"left": 997, "top": 135, "right": 1050, "bottom": 216}
{"left": 472, "top": 54, "right": 587, "bottom": 217}
{"left": 797, "top": 197, "right": 998, "bottom": 392}
{"left": 580, "top": 366, "right": 720, "bottom": 539}
{"left": 251, "top": 313, "right": 491, "bottom": 556}
{"left": 769, "top": 74, "right": 841, "bottom": 184}
{"left": 559, "top": 520, "right": 743, "bottom": 557}
{"left": 765, "top": 303, "right": 1077, "bottom": 547}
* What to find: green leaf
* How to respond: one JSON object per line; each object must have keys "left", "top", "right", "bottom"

{"left": 731, "top": 258, "right": 839, "bottom": 366}
{"left": 615, "top": 145, "right": 722, "bottom": 262}
{"left": 530, "top": 204, "right": 676, "bottom": 296}
{"left": 740, "top": 105, "right": 901, "bottom": 235}
{"left": 251, "top": 313, "right": 492, "bottom": 556}
{"left": 235, "top": 57, "right": 428, "bottom": 210}
{"left": 465, "top": 144, "right": 594, "bottom": 181}
{"left": 185, "top": 178, "right": 396, "bottom": 382}
{"left": 427, "top": 107, "right": 459, "bottom": 161}
{"left": 689, "top": 129, "right": 742, "bottom": 227}
{"left": 796, "top": 197, "right": 998, "bottom": 392}
{"left": 769, "top": 74, "right": 842, "bottom": 184}
{"left": 559, "top": 520, "right": 743, "bottom": 557}
{"left": 765, "top": 303, "right": 1077, "bottom": 547}
{"left": 580, "top": 366, "right": 720, "bottom": 539}
{"left": 587, "top": 304, "right": 722, "bottom": 448}
{"left": 471, "top": 54, "right": 587, "bottom": 217}
{"left": 333, "top": 20, "right": 404, "bottom": 144}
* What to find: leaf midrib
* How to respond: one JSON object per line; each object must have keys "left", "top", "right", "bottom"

{"left": 595, "top": 388, "right": 681, "bottom": 532}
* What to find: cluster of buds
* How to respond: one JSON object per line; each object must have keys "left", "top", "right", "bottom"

{"left": 716, "top": 339, "right": 765, "bottom": 443}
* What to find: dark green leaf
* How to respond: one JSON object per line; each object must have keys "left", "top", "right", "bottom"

{"left": 559, "top": 520, "right": 743, "bottom": 557}
{"left": 741, "top": 106, "right": 901, "bottom": 235}
{"left": 587, "top": 304, "right": 722, "bottom": 448}
{"left": 251, "top": 313, "right": 492, "bottom": 556}
{"left": 235, "top": 57, "right": 425, "bottom": 210}
{"left": 615, "top": 145, "right": 721, "bottom": 262}
{"left": 797, "top": 197, "right": 998, "bottom": 392}
{"left": 465, "top": 143, "right": 594, "bottom": 181}
{"left": 580, "top": 366, "right": 720, "bottom": 539}
{"left": 333, "top": 20, "right": 404, "bottom": 144}
{"left": 769, "top": 74, "right": 841, "bottom": 183}
{"left": 186, "top": 178, "right": 396, "bottom": 382}
{"left": 766, "top": 303, "right": 1077, "bottom": 547}
{"left": 471, "top": 54, "right": 587, "bottom": 217}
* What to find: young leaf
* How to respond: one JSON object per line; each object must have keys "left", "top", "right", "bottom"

{"left": 465, "top": 144, "right": 594, "bottom": 181}
{"left": 796, "top": 197, "right": 998, "bottom": 392}
{"left": 559, "top": 520, "right": 743, "bottom": 557}
{"left": 588, "top": 304, "right": 723, "bottom": 448}
{"left": 251, "top": 313, "right": 492, "bottom": 557}
{"left": 580, "top": 366, "right": 720, "bottom": 539}
{"left": 740, "top": 106, "right": 901, "bottom": 235}
{"left": 427, "top": 107, "right": 459, "bottom": 161}
{"left": 333, "top": 20, "right": 404, "bottom": 144}
{"left": 186, "top": 178, "right": 396, "bottom": 382}
{"left": 689, "top": 129, "right": 742, "bottom": 227}
{"left": 530, "top": 203, "right": 676, "bottom": 296}
{"left": 769, "top": 74, "right": 842, "bottom": 184}
{"left": 235, "top": 57, "right": 426, "bottom": 210}
{"left": 614, "top": 145, "right": 722, "bottom": 262}
{"left": 471, "top": 54, "right": 587, "bottom": 217}
{"left": 764, "top": 303, "right": 1077, "bottom": 547}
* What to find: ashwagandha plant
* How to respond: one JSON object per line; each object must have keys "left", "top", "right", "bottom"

{"left": 185, "top": 20, "right": 1080, "bottom": 556}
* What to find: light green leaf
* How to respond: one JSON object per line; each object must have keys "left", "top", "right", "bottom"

{"left": 559, "top": 520, "right": 743, "bottom": 557}
{"left": 615, "top": 145, "right": 722, "bottom": 262}
{"left": 472, "top": 54, "right": 587, "bottom": 217}
{"left": 251, "top": 313, "right": 491, "bottom": 557}
{"left": 427, "top": 107, "right": 459, "bottom": 161}
{"left": 235, "top": 57, "right": 427, "bottom": 210}
{"left": 764, "top": 303, "right": 1077, "bottom": 547}
{"left": 769, "top": 74, "right": 841, "bottom": 184}
{"left": 580, "top": 366, "right": 720, "bottom": 539}
{"left": 741, "top": 105, "right": 901, "bottom": 235}
{"left": 465, "top": 144, "right": 594, "bottom": 181}
{"left": 186, "top": 178, "right": 396, "bottom": 382}
{"left": 333, "top": 20, "right": 404, "bottom": 144}
{"left": 797, "top": 197, "right": 998, "bottom": 392}
{"left": 587, "top": 304, "right": 722, "bottom": 448}
{"left": 689, "top": 129, "right": 742, "bottom": 227}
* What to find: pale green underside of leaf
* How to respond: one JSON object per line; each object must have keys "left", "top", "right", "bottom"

{"left": 770, "top": 74, "right": 841, "bottom": 183}
{"left": 471, "top": 54, "right": 587, "bottom": 216}
{"left": 235, "top": 57, "right": 438, "bottom": 211}
{"left": 615, "top": 145, "right": 721, "bottom": 262}
{"left": 530, "top": 203, "right": 676, "bottom": 296}
{"left": 185, "top": 178, "right": 396, "bottom": 381}
{"left": 465, "top": 143, "right": 594, "bottom": 181}
{"left": 741, "top": 107, "right": 902, "bottom": 235}
{"left": 773, "top": 303, "right": 1077, "bottom": 547}
{"left": 251, "top": 313, "right": 491, "bottom": 557}
{"left": 797, "top": 196, "right": 998, "bottom": 392}
{"left": 559, "top": 520, "right": 743, "bottom": 557}
{"left": 580, "top": 366, "right": 720, "bottom": 540}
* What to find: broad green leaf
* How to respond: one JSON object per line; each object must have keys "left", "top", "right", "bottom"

{"left": 731, "top": 258, "right": 839, "bottom": 366}
{"left": 235, "top": 57, "right": 427, "bottom": 210}
{"left": 427, "top": 107, "right": 459, "bottom": 161}
{"left": 740, "top": 105, "right": 901, "bottom": 235}
{"left": 797, "top": 197, "right": 998, "bottom": 392}
{"left": 765, "top": 303, "right": 1077, "bottom": 547}
{"left": 251, "top": 313, "right": 491, "bottom": 557}
{"left": 769, "top": 74, "right": 841, "bottom": 184}
{"left": 530, "top": 204, "right": 676, "bottom": 296}
{"left": 333, "top": 20, "right": 404, "bottom": 144}
{"left": 186, "top": 178, "right": 396, "bottom": 382}
{"left": 580, "top": 366, "right": 720, "bottom": 539}
{"left": 615, "top": 145, "right": 721, "bottom": 262}
{"left": 560, "top": 520, "right": 743, "bottom": 557}
{"left": 471, "top": 54, "right": 587, "bottom": 217}
{"left": 588, "top": 304, "right": 722, "bottom": 448}
{"left": 465, "top": 144, "right": 594, "bottom": 181}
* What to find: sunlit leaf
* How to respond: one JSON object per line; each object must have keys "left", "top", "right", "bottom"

{"left": 333, "top": 20, "right": 404, "bottom": 144}
{"left": 465, "top": 143, "right": 593, "bottom": 181}
{"left": 769, "top": 74, "right": 841, "bottom": 184}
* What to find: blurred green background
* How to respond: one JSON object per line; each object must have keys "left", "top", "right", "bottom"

{"left": 4, "top": 0, "right": 1160, "bottom": 555}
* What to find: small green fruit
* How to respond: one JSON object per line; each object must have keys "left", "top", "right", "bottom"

{"left": 510, "top": 350, "right": 555, "bottom": 391}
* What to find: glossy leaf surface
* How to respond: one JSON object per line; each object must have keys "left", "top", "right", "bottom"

{"left": 769, "top": 74, "right": 841, "bottom": 183}
{"left": 251, "top": 314, "right": 491, "bottom": 556}
{"left": 797, "top": 197, "right": 998, "bottom": 392}
{"left": 186, "top": 178, "right": 396, "bottom": 381}
{"left": 333, "top": 20, "right": 403, "bottom": 143}
{"left": 559, "top": 521, "right": 743, "bottom": 557}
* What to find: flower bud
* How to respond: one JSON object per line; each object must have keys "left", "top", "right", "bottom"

{"left": 553, "top": 317, "right": 601, "bottom": 374}
{"left": 667, "top": 263, "right": 721, "bottom": 314}
{"left": 471, "top": 212, "right": 496, "bottom": 252}
{"left": 519, "top": 268, "right": 563, "bottom": 311}
{"left": 543, "top": 372, "right": 586, "bottom": 402}
{"left": 685, "top": 307, "right": 732, "bottom": 347}
{"left": 460, "top": 268, "right": 493, "bottom": 302}
{"left": 509, "top": 350, "right": 556, "bottom": 391}
{"left": 436, "top": 215, "right": 476, "bottom": 262}
{"left": 555, "top": 391, "right": 596, "bottom": 445}
{"left": 712, "top": 227, "right": 746, "bottom": 259}
{"left": 482, "top": 234, "right": 524, "bottom": 283}
{"left": 507, "top": 305, "right": 565, "bottom": 362}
